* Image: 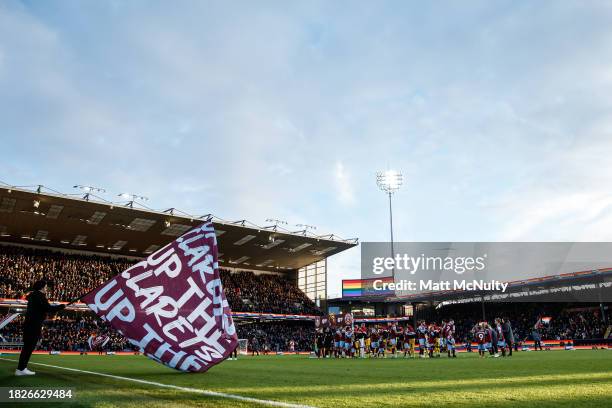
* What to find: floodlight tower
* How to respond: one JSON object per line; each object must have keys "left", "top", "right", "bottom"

{"left": 118, "top": 192, "right": 149, "bottom": 208}
{"left": 376, "top": 170, "right": 403, "bottom": 275}
{"left": 74, "top": 185, "right": 106, "bottom": 201}
{"left": 265, "top": 218, "right": 288, "bottom": 232}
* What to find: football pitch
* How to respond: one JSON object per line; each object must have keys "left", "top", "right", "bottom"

{"left": 1, "top": 351, "right": 612, "bottom": 408}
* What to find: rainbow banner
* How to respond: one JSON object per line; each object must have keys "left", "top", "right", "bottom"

{"left": 342, "top": 277, "right": 394, "bottom": 298}
{"left": 342, "top": 279, "right": 363, "bottom": 297}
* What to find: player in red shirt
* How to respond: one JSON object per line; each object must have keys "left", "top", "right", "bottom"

{"left": 440, "top": 319, "right": 448, "bottom": 352}
{"left": 445, "top": 319, "right": 457, "bottom": 358}
{"left": 403, "top": 324, "right": 416, "bottom": 358}
{"left": 494, "top": 318, "right": 507, "bottom": 357}
{"left": 474, "top": 323, "right": 491, "bottom": 358}
{"left": 428, "top": 323, "right": 441, "bottom": 358}
{"left": 333, "top": 329, "right": 342, "bottom": 358}
{"left": 370, "top": 327, "right": 380, "bottom": 357}
{"left": 416, "top": 321, "right": 428, "bottom": 358}
{"left": 388, "top": 324, "right": 399, "bottom": 358}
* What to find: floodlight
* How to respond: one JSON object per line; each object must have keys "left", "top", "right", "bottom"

{"left": 376, "top": 170, "right": 403, "bottom": 194}
{"left": 74, "top": 185, "right": 106, "bottom": 193}
{"left": 376, "top": 169, "right": 403, "bottom": 277}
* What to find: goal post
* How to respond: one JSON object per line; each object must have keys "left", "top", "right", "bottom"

{"left": 238, "top": 339, "right": 248, "bottom": 355}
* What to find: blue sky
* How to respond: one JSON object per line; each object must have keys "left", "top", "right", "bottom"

{"left": 2, "top": 1, "right": 612, "bottom": 296}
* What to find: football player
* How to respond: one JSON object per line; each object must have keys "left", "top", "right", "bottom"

{"left": 445, "top": 319, "right": 457, "bottom": 358}
{"left": 428, "top": 322, "right": 441, "bottom": 358}
{"left": 404, "top": 324, "right": 416, "bottom": 358}
{"left": 494, "top": 318, "right": 506, "bottom": 357}
{"left": 474, "top": 323, "right": 487, "bottom": 358}
{"left": 417, "top": 320, "right": 428, "bottom": 358}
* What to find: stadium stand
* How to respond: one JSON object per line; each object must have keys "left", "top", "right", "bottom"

{"left": 0, "top": 246, "right": 319, "bottom": 315}
{"left": 0, "top": 246, "right": 132, "bottom": 301}
{"left": 0, "top": 247, "right": 609, "bottom": 354}
{"left": 237, "top": 322, "right": 314, "bottom": 353}
{"left": 417, "top": 302, "right": 611, "bottom": 344}
{"left": 0, "top": 246, "right": 318, "bottom": 352}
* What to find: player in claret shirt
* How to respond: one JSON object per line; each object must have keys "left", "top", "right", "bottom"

{"left": 344, "top": 326, "right": 354, "bottom": 358}
{"left": 403, "top": 324, "right": 416, "bottom": 358}
{"left": 417, "top": 321, "right": 428, "bottom": 358}
{"left": 494, "top": 318, "right": 507, "bottom": 357}
{"left": 370, "top": 326, "right": 379, "bottom": 357}
{"left": 388, "top": 324, "right": 399, "bottom": 358}
{"left": 378, "top": 327, "right": 388, "bottom": 358}
{"left": 334, "top": 329, "right": 343, "bottom": 358}
{"left": 474, "top": 323, "right": 490, "bottom": 358}
{"left": 356, "top": 326, "right": 366, "bottom": 358}
{"left": 484, "top": 323, "right": 496, "bottom": 356}
{"left": 428, "top": 323, "right": 441, "bottom": 358}
{"left": 440, "top": 319, "right": 448, "bottom": 353}
{"left": 445, "top": 319, "right": 457, "bottom": 358}
{"left": 396, "top": 325, "right": 405, "bottom": 357}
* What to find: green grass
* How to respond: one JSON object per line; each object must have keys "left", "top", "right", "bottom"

{"left": 1, "top": 351, "right": 612, "bottom": 407}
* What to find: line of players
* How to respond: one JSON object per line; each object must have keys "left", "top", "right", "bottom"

{"left": 315, "top": 319, "right": 458, "bottom": 359}
{"left": 315, "top": 317, "right": 511, "bottom": 359}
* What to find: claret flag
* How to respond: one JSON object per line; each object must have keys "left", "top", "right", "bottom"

{"left": 82, "top": 223, "right": 238, "bottom": 372}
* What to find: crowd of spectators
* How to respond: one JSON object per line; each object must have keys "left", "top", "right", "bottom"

{"left": 0, "top": 246, "right": 132, "bottom": 301}
{"left": 0, "top": 311, "right": 315, "bottom": 352}
{"left": 428, "top": 302, "right": 610, "bottom": 343}
{"left": 221, "top": 270, "right": 320, "bottom": 315}
{"left": 237, "top": 322, "right": 314, "bottom": 352}
{"left": 0, "top": 313, "right": 137, "bottom": 352}
{"left": 0, "top": 246, "right": 319, "bottom": 315}
{"left": 1, "top": 246, "right": 609, "bottom": 352}
{"left": 0, "top": 245, "right": 321, "bottom": 352}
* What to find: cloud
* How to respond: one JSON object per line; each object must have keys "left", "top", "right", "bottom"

{"left": 2, "top": 1, "right": 612, "bottom": 295}
{"left": 334, "top": 161, "right": 355, "bottom": 205}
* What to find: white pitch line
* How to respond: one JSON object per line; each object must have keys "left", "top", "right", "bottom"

{"left": 0, "top": 357, "right": 315, "bottom": 408}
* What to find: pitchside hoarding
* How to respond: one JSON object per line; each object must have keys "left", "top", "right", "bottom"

{"left": 361, "top": 242, "right": 612, "bottom": 302}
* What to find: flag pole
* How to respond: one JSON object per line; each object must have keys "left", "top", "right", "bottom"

{"left": 66, "top": 286, "right": 99, "bottom": 306}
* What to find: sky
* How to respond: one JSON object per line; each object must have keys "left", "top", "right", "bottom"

{"left": 2, "top": 0, "right": 612, "bottom": 297}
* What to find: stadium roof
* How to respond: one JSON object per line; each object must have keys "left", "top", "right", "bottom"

{"left": 0, "top": 184, "right": 358, "bottom": 273}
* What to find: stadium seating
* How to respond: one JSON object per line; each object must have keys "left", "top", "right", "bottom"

{"left": 237, "top": 322, "right": 314, "bottom": 353}
{"left": 0, "top": 245, "right": 318, "bottom": 352}
{"left": 0, "top": 246, "right": 608, "bottom": 353}
{"left": 0, "top": 246, "right": 320, "bottom": 315}
{"left": 423, "top": 302, "right": 610, "bottom": 343}
{"left": 0, "top": 313, "right": 316, "bottom": 353}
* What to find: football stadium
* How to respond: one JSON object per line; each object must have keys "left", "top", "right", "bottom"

{"left": 0, "top": 184, "right": 611, "bottom": 407}
{"left": 3, "top": 1, "right": 612, "bottom": 408}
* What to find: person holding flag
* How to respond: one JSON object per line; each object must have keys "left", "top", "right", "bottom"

{"left": 15, "top": 279, "right": 65, "bottom": 376}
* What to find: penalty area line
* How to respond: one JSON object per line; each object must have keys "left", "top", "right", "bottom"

{"left": 0, "top": 357, "right": 315, "bottom": 408}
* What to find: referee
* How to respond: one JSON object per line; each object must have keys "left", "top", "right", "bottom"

{"left": 15, "top": 280, "right": 65, "bottom": 376}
